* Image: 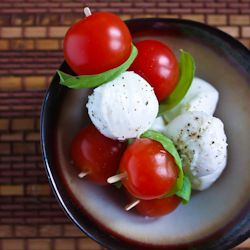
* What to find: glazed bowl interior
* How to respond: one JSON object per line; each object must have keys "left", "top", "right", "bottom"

{"left": 41, "top": 19, "right": 250, "bottom": 250}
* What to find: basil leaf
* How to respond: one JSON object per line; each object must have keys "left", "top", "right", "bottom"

{"left": 141, "top": 130, "right": 184, "bottom": 194}
{"left": 158, "top": 50, "right": 195, "bottom": 115}
{"left": 57, "top": 44, "right": 138, "bottom": 89}
{"left": 176, "top": 175, "right": 191, "bottom": 203}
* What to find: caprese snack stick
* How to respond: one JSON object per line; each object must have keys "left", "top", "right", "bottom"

{"left": 78, "top": 172, "right": 89, "bottom": 178}
{"left": 83, "top": 7, "right": 92, "bottom": 17}
{"left": 125, "top": 200, "right": 140, "bottom": 211}
{"left": 107, "top": 172, "right": 127, "bottom": 184}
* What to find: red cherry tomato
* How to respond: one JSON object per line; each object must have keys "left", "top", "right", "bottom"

{"left": 129, "top": 40, "right": 179, "bottom": 101}
{"left": 136, "top": 195, "right": 181, "bottom": 217}
{"left": 64, "top": 12, "right": 132, "bottom": 75}
{"left": 71, "top": 124, "right": 126, "bottom": 185}
{"left": 120, "top": 138, "right": 179, "bottom": 200}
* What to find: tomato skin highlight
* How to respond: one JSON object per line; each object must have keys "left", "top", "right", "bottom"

{"left": 64, "top": 12, "right": 132, "bottom": 75}
{"left": 71, "top": 124, "right": 126, "bottom": 185}
{"left": 120, "top": 138, "right": 179, "bottom": 200}
{"left": 129, "top": 40, "right": 179, "bottom": 101}
{"left": 136, "top": 195, "right": 181, "bottom": 217}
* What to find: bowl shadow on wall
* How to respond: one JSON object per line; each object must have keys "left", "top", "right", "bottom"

{"left": 41, "top": 19, "right": 250, "bottom": 250}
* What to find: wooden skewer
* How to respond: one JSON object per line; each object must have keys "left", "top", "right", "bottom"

{"left": 78, "top": 172, "right": 89, "bottom": 178}
{"left": 107, "top": 172, "right": 127, "bottom": 184}
{"left": 84, "top": 7, "right": 92, "bottom": 17}
{"left": 125, "top": 200, "right": 140, "bottom": 211}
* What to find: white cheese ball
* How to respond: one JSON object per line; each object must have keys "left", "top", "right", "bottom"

{"left": 87, "top": 71, "right": 159, "bottom": 140}
{"left": 165, "top": 77, "right": 219, "bottom": 121}
{"left": 164, "top": 111, "right": 227, "bottom": 191}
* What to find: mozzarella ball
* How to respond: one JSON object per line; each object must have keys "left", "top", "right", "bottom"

{"left": 87, "top": 71, "right": 159, "bottom": 140}
{"left": 164, "top": 111, "right": 227, "bottom": 190}
{"left": 165, "top": 77, "right": 219, "bottom": 122}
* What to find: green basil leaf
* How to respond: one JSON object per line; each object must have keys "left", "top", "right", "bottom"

{"left": 140, "top": 130, "right": 184, "bottom": 195}
{"left": 158, "top": 50, "right": 195, "bottom": 115}
{"left": 57, "top": 44, "right": 138, "bottom": 89}
{"left": 176, "top": 175, "right": 191, "bottom": 203}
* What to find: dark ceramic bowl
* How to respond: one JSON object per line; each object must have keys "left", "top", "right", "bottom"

{"left": 41, "top": 19, "right": 250, "bottom": 250}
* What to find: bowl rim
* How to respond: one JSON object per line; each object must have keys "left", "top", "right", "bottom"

{"left": 41, "top": 18, "right": 250, "bottom": 250}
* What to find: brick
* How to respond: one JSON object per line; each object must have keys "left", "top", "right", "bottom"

{"left": 238, "top": 238, "right": 250, "bottom": 248}
{"left": 158, "top": 2, "right": 179, "bottom": 8}
{"left": 77, "top": 238, "right": 100, "bottom": 250}
{"left": 134, "top": 2, "right": 156, "bottom": 8}
{"left": 229, "top": 3, "right": 249, "bottom": 8}
{"left": 218, "top": 26, "right": 239, "bottom": 38}
{"left": 63, "top": 224, "right": 83, "bottom": 237}
{"left": 36, "top": 39, "right": 59, "bottom": 50}
{"left": 170, "top": 8, "right": 192, "bottom": 14}
{"left": 157, "top": 14, "right": 179, "bottom": 19}
{"left": 24, "top": 76, "right": 47, "bottom": 90}
{"left": 12, "top": 14, "right": 35, "bottom": 26}
{"left": 62, "top": 14, "right": 81, "bottom": 25}
{"left": 218, "top": 8, "right": 238, "bottom": 14}
{"left": 207, "top": 15, "right": 227, "bottom": 25}
{"left": 12, "top": 39, "right": 35, "bottom": 50}
{"left": 27, "top": 239, "right": 51, "bottom": 250}
{"left": 242, "top": 27, "right": 250, "bottom": 38}
{"left": 25, "top": 132, "right": 40, "bottom": 141}
{"left": 0, "top": 15, "right": 11, "bottom": 26}
{"left": 1, "top": 27, "right": 22, "bottom": 38}
{"left": 0, "top": 119, "right": 9, "bottom": 130}
{"left": 181, "top": 3, "right": 203, "bottom": 8}
{"left": 194, "top": 8, "right": 216, "bottom": 14}
{"left": 26, "top": 184, "right": 51, "bottom": 196}
{"left": 24, "top": 27, "right": 47, "bottom": 38}
{"left": 110, "top": 2, "right": 133, "bottom": 7}
{"left": 1, "top": 133, "right": 23, "bottom": 141}
{"left": 122, "top": 8, "right": 144, "bottom": 14}
{"left": 0, "top": 143, "right": 11, "bottom": 154}
{"left": 0, "top": 39, "right": 9, "bottom": 50}
{"left": 2, "top": 239, "right": 25, "bottom": 250}
{"left": 48, "top": 27, "right": 68, "bottom": 38}
{"left": 15, "top": 225, "right": 37, "bottom": 237}
{"left": 13, "top": 142, "right": 36, "bottom": 154}
{"left": 88, "top": 2, "right": 109, "bottom": 8}
{"left": 241, "top": 9, "right": 250, "bottom": 14}
{"left": 119, "top": 14, "right": 132, "bottom": 20}
{"left": 39, "top": 225, "right": 62, "bottom": 237}
{"left": 0, "top": 225, "right": 12, "bottom": 237}
{"left": 54, "top": 239, "right": 75, "bottom": 250}
{"left": 39, "top": 14, "right": 61, "bottom": 26}
{"left": 181, "top": 14, "right": 205, "bottom": 23}
{"left": 229, "top": 15, "right": 250, "bottom": 25}
{"left": 0, "top": 185, "right": 24, "bottom": 196}
{"left": 205, "top": 3, "right": 227, "bottom": 8}
{"left": 0, "top": 76, "right": 22, "bottom": 91}
{"left": 12, "top": 118, "right": 34, "bottom": 130}
{"left": 239, "top": 39, "right": 250, "bottom": 48}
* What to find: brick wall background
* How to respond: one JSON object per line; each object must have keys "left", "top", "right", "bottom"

{"left": 0, "top": 0, "right": 249, "bottom": 249}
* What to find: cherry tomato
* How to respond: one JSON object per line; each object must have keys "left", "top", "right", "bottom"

{"left": 129, "top": 40, "right": 179, "bottom": 101}
{"left": 64, "top": 12, "right": 132, "bottom": 75}
{"left": 136, "top": 195, "right": 181, "bottom": 217}
{"left": 71, "top": 124, "right": 126, "bottom": 185}
{"left": 120, "top": 138, "right": 179, "bottom": 200}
